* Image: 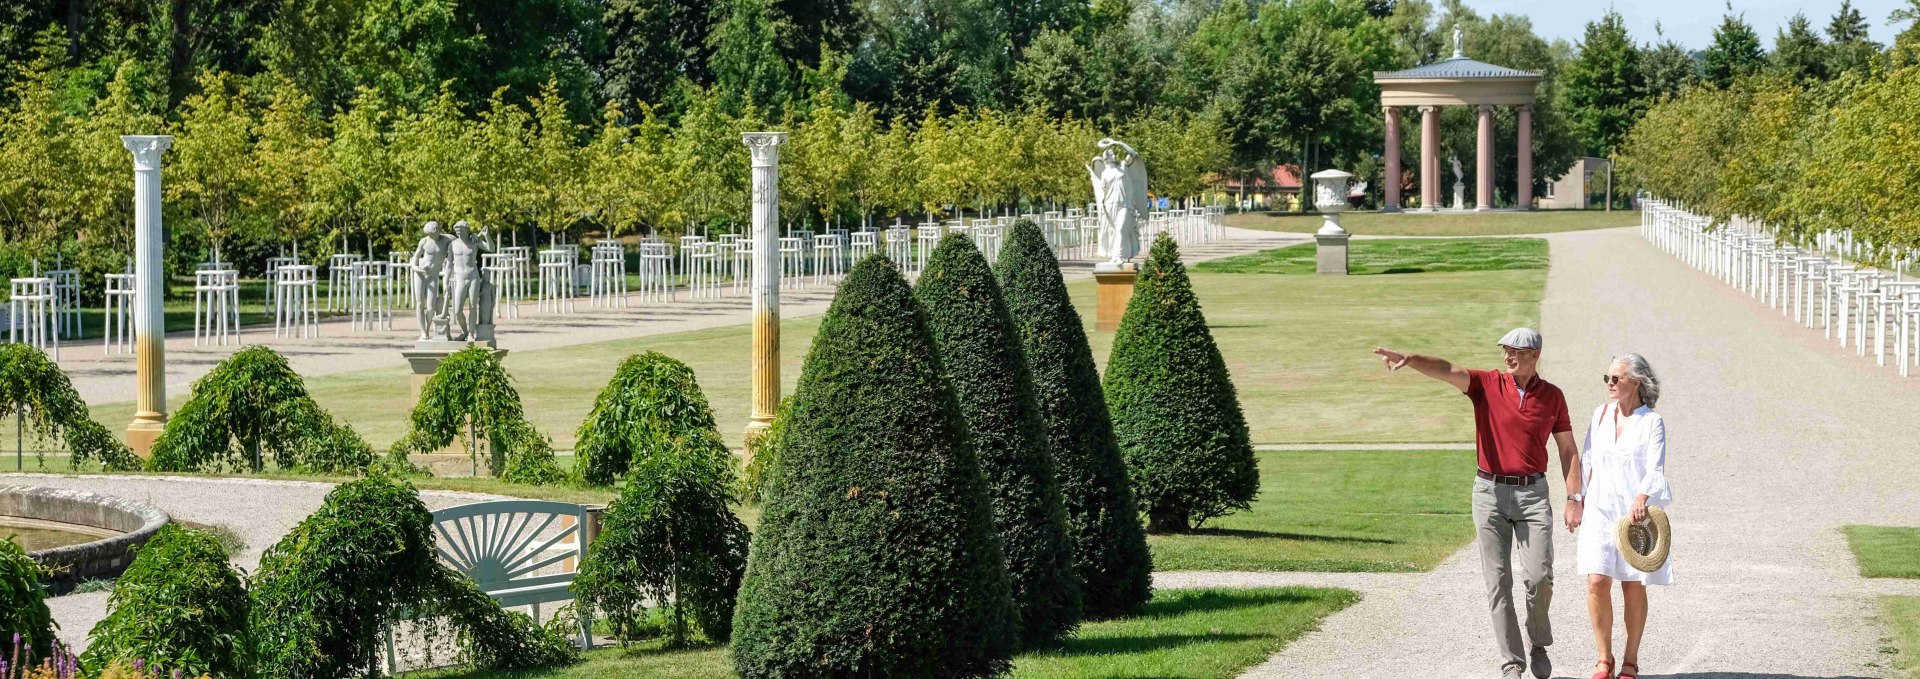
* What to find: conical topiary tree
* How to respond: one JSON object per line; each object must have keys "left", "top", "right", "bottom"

{"left": 732, "top": 255, "right": 1016, "bottom": 678}
{"left": 0, "top": 343, "right": 140, "bottom": 471}
{"left": 84, "top": 524, "right": 253, "bottom": 677}
{"left": 389, "top": 346, "right": 566, "bottom": 485}
{"left": 574, "top": 352, "right": 723, "bottom": 486}
{"left": 1105, "top": 234, "right": 1258, "bottom": 533}
{"left": 996, "top": 219, "right": 1153, "bottom": 619}
{"left": 148, "top": 345, "right": 373, "bottom": 474}
{"left": 915, "top": 233, "right": 1082, "bottom": 646}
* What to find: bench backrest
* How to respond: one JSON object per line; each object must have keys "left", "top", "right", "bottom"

{"left": 429, "top": 500, "right": 587, "bottom": 594}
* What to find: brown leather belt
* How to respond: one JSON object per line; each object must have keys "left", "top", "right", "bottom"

{"left": 1477, "top": 470, "right": 1545, "bottom": 485}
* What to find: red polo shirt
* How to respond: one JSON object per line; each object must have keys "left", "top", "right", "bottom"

{"left": 1465, "top": 369, "right": 1570, "bottom": 475}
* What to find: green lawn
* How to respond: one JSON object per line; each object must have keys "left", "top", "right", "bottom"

{"left": 413, "top": 587, "right": 1358, "bottom": 679}
{"left": 1846, "top": 526, "right": 1920, "bottom": 578}
{"left": 1225, "top": 209, "right": 1636, "bottom": 236}
{"left": 1150, "top": 449, "right": 1472, "bottom": 572}
{"left": 85, "top": 245, "right": 1538, "bottom": 449}
{"left": 1195, "top": 238, "right": 1547, "bottom": 275}
{"left": 1886, "top": 596, "right": 1920, "bottom": 679}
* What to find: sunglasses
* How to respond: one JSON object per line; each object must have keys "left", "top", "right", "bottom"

{"left": 1601, "top": 375, "right": 1627, "bottom": 386}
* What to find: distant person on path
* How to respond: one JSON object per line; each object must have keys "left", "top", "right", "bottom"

{"left": 1373, "top": 328, "right": 1584, "bottom": 679}
{"left": 1579, "top": 354, "right": 1672, "bottom": 679}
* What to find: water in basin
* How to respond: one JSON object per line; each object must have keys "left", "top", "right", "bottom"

{"left": 1, "top": 517, "right": 116, "bottom": 552}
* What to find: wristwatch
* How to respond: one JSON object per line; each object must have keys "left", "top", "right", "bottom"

{"left": 1568, "top": 493, "right": 1585, "bottom": 503}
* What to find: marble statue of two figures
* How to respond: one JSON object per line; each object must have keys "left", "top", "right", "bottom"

{"left": 409, "top": 220, "right": 497, "bottom": 343}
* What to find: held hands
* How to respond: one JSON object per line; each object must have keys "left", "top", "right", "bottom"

{"left": 1565, "top": 498, "right": 1582, "bottom": 533}
{"left": 1632, "top": 494, "right": 1649, "bottom": 523}
{"left": 1373, "top": 347, "right": 1409, "bottom": 371}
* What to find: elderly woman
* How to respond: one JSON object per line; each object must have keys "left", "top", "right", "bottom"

{"left": 1580, "top": 354, "right": 1672, "bottom": 679}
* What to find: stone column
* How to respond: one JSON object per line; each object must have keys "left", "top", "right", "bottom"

{"left": 1419, "top": 106, "right": 1440, "bottom": 211}
{"left": 1476, "top": 104, "right": 1495, "bottom": 211}
{"left": 742, "top": 132, "right": 787, "bottom": 448}
{"left": 1382, "top": 107, "right": 1402, "bottom": 213}
{"left": 1516, "top": 105, "right": 1534, "bottom": 210}
{"left": 123, "top": 135, "right": 172, "bottom": 458}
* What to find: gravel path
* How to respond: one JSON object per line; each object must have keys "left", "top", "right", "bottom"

{"left": 59, "top": 229, "right": 1298, "bottom": 405}
{"left": 1218, "top": 226, "right": 1920, "bottom": 679}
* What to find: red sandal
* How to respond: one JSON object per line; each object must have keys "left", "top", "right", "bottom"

{"left": 1590, "top": 659, "right": 1615, "bottom": 679}
{"left": 1618, "top": 661, "right": 1639, "bottom": 679}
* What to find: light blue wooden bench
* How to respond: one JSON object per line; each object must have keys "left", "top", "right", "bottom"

{"left": 386, "top": 499, "right": 595, "bottom": 672}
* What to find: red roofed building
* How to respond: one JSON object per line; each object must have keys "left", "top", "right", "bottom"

{"left": 1211, "top": 165, "right": 1304, "bottom": 211}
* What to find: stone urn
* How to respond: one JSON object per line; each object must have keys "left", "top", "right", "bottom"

{"left": 1310, "top": 169, "right": 1353, "bottom": 235}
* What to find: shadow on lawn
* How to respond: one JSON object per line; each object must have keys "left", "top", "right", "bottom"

{"left": 1040, "top": 632, "right": 1266, "bottom": 657}
{"left": 1180, "top": 527, "right": 1400, "bottom": 545}
{"left": 1129, "top": 589, "right": 1327, "bottom": 618}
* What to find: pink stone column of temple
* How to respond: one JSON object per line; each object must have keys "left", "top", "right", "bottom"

{"left": 1517, "top": 105, "right": 1534, "bottom": 210}
{"left": 1382, "top": 107, "right": 1403, "bottom": 212}
{"left": 1475, "top": 104, "right": 1495, "bottom": 211}
{"left": 1419, "top": 106, "right": 1439, "bottom": 211}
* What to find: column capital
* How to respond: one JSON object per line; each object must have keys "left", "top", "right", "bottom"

{"left": 1477, "top": 103, "right": 1496, "bottom": 114}
{"left": 121, "top": 135, "right": 173, "bottom": 171}
{"left": 1418, "top": 105, "right": 1440, "bottom": 115}
{"left": 742, "top": 131, "right": 788, "bottom": 167}
{"left": 1514, "top": 103, "right": 1532, "bottom": 113}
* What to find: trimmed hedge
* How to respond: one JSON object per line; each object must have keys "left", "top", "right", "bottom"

{"left": 388, "top": 347, "right": 566, "bottom": 485}
{"left": 574, "top": 352, "right": 723, "bottom": 487}
{"left": 0, "top": 536, "right": 56, "bottom": 662}
{"left": 915, "top": 233, "right": 1082, "bottom": 647}
{"left": 147, "top": 346, "right": 373, "bottom": 474}
{"left": 1105, "top": 234, "right": 1257, "bottom": 533}
{"left": 732, "top": 255, "right": 1016, "bottom": 678}
{"left": 995, "top": 220, "right": 1153, "bottom": 619}
{"left": 0, "top": 343, "right": 140, "bottom": 471}
{"left": 575, "top": 434, "right": 748, "bottom": 647}
{"left": 249, "top": 474, "right": 576, "bottom": 677}
{"left": 84, "top": 525, "right": 253, "bottom": 678}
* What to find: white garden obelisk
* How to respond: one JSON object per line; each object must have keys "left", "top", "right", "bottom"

{"left": 123, "top": 135, "right": 172, "bottom": 457}
{"left": 742, "top": 132, "right": 787, "bottom": 448}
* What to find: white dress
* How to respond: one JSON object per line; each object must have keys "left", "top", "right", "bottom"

{"left": 1576, "top": 402, "right": 1674, "bottom": 584}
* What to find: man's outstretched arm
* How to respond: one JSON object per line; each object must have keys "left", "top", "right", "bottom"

{"left": 1373, "top": 348, "right": 1472, "bottom": 393}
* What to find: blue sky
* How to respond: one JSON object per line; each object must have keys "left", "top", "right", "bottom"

{"left": 1472, "top": 0, "right": 1911, "bottom": 50}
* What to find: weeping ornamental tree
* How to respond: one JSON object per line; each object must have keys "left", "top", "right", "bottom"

{"left": 389, "top": 347, "right": 566, "bottom": 485}
{"left": 995, "top": 220, "right": 1153, "bottom": 619}
{"left": 1104, "top": 234, "right": 1257, "bottom": 533}
{"left": 83, "top": 525, "right": 253, "bottom": 677}
{"left": 914, "top": 233, "right": 1083, "bottom": 646}
{"left": 732, "top": 256, "right": 1017, "bottom": 678}
{"left": 575, "top": 352, "right": 723, "bottom": 486}
{"left": 148, "top": 346, "right": 374, "bottom": 474}
{"left": 0, "top": 344, "right": 140, "bottom": 471}
{"left": 574, "top": 434, "right": 749, "bottom": 648}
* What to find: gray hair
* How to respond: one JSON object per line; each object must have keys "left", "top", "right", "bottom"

{"left": 1612, "top": 353, "right": 1660, "bottom": 409}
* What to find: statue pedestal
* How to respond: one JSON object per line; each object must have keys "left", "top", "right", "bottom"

{"left": 1093, "top": 263, "right": 1137, "bottom": 332}
{"left": 402, "top": 341, "right": 509, "bottom": 468}
{"left": 1315, "top": 233, "right": 1350, "bottom": 275}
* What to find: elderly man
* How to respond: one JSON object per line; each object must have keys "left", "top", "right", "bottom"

{"left": 1374, "top": 328, "right": 1583, "bottom": 679}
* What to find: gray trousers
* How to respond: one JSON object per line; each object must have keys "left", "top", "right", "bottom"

{"left": 1471, "top": 476, "right": 1554, "bottom": 671}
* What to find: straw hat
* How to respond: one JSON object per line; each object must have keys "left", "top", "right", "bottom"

{"left": 1615, "top": 506, "right": 1671, "bottom": 573}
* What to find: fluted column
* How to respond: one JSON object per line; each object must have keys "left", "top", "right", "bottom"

{"left": 743, "top": 132, "right": 787, "bottom": 447}
{"left": 1382, "top": 107, "right": 1403, "bottom": 212}
{"left": 1476, "top": 104, "right": 1494, "bottom": 211}
{"left": 1516, "top": 105, "right": 1534, "bottom": 210}
{"left": 1419, "top": 105, "right": 1439, "bottom": 211}
{"left": 123, "top": 135, "right": 172, "bottom": 458}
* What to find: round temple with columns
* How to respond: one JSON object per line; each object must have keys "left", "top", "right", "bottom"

{"left": 1373, "top": 30, "right": 1541, "bottom": 212}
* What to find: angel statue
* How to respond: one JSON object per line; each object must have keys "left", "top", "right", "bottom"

{"left": 1088, "top": 138, "right": 1148, "bottom": 268}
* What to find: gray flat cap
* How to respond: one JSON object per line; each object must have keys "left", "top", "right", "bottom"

{"left": 1498, "top": 327, "right": 1542, "bottom": 350}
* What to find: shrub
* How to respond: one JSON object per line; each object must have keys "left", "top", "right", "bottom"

{"left": 147, "top": 346, "right": 373, "bottom": 474}
{"left": 0, "top": 344, "right": 140, "bottom": 471}
{"left": 83, "top": 525, "right": 252, "bottom": 678}
{"left": 1105, "top": 234, "right": 1258, "bottom": 532}
{"left": 249, "top": 474, "right": 577, "bottom": 677}
{"left": 735, "top": 398, "right": 792, "bottom": 505}
{"left": 574, "top": 352, "right": 724, "bottom": 487}
{"left": 915, "top": 233, "right": 1082, "bottom": 646}
{"left": 0, "top": 537, "right": 56, "bottom": 663}
{"left": 388, "top": 347, "right": 566, "bottom": 485}
{"left": 574, "top": 435, "right": 749, "bottom": 647}
{"left": 732, "top": 255, "right": 1016, "bottom": 678}
{"left": 995, "top": 220, "right": 1153, "bottom": 619}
